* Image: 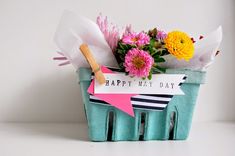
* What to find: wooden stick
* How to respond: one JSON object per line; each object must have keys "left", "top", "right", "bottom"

{"left": 79, "top": 44, "right": 106, "bottom": 85}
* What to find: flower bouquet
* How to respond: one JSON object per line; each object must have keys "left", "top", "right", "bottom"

{"left": 54, "top": 11, "right": 222, "bottom": 141}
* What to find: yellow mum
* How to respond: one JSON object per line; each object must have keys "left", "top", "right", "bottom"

{"left": 164, "top": 31, "right": 194, "bottom": 61}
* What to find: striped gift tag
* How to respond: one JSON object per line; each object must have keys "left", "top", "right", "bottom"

{"left": 90, "top": 94, "right": 173, "bottom": 111}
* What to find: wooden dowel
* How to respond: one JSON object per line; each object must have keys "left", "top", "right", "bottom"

{"left": 79, "top": 44, "right": 106, "bottom": 85}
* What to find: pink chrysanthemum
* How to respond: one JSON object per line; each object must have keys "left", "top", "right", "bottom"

{"left": 96, "top": 14, "right": 120, "bottom": 52}
{"left": 156, "top": 30, "right": 167, "bottom": 40}
{"left": 124, "top": 48, "right": 154, "bottom": 77}
{"left": 122, "top": 32, "right": 150, "bottom": 46}
{"left": 123, "top": 24, "right": 133, "bottom": 35}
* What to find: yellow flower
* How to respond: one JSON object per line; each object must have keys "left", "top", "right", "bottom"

{"left": 164, "top": 31, "right": 194, "bottom": 61}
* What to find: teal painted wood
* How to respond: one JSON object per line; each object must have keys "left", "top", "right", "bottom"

{"left": 78, "top": 67, "right": 206, "bottom": 141}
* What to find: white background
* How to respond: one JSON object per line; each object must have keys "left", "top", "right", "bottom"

{"left": 0, "top": 0, "right": 234, "bottom": 123}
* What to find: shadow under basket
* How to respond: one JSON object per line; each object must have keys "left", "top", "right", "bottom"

{"left": 78, "top": 67, "right": 206, "bottom": 141}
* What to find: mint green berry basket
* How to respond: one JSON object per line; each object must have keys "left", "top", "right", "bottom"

{"left": 78, "top": 67, "right": 206, "bottom": 141}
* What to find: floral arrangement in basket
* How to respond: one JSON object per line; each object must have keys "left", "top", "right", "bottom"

{"left": 53, "top": 10, "right": 222, "bottom": 116}
{"left": 114, "top": 28, "right": 194, "bottom": 79}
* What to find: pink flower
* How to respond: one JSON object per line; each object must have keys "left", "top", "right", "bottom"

{"left": 96, "top": 14, "right": 120, "bottom": 52}
{"left": 122, "top": 32, "right": 150, "bottom": 46}
{"left": 124, "top": 48, "right": 154, "bottom": 77}
{"left": 123, "top": 24, "right": 133, "bottom": 35}
{"left": 156, "top": 30, "right": 167, "bottom": 40}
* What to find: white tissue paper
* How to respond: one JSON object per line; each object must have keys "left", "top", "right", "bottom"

{"left": 160, "top": 26, "right": 223, "bottom": 70}
{"left": 54, "top": 10, "right": 118, "bottom": 69}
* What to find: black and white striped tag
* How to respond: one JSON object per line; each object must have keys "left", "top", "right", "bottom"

{"left": 90, "top": 94, "right": 173, "bottom": 111}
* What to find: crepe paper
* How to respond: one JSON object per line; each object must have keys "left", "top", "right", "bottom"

{"left": 56, "top": 51, "right": 66, "bottom": 56}
{"left": 54, "top": 10, "right": 118, "bottom": 70}
{"left": 87, "top": 66, "right": 136, "bottom": 117}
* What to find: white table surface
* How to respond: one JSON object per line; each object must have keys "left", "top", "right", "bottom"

{"left": 0, "top": 122, "right": 234, "bottom": 156}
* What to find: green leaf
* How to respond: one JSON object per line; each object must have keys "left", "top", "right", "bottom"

{"left": 147, "top": 72, "right": 152, "bottom": 80}
{"left": 156, "top": 66, "right": 166, "bottom": 73}
{"left": 159, "top": 49, "right": 170, "bottom": 56}
{"left": 154, "top": 57, "right": 165, "bottom": 63}
{"left": 152, "top": 66, "right": 166, "bottom": 73}
{"left": 150, "top": 39, "right": 155, "bottom": 46}
{"left": 117, "top": 49, "right": 125, "bottom": 55}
